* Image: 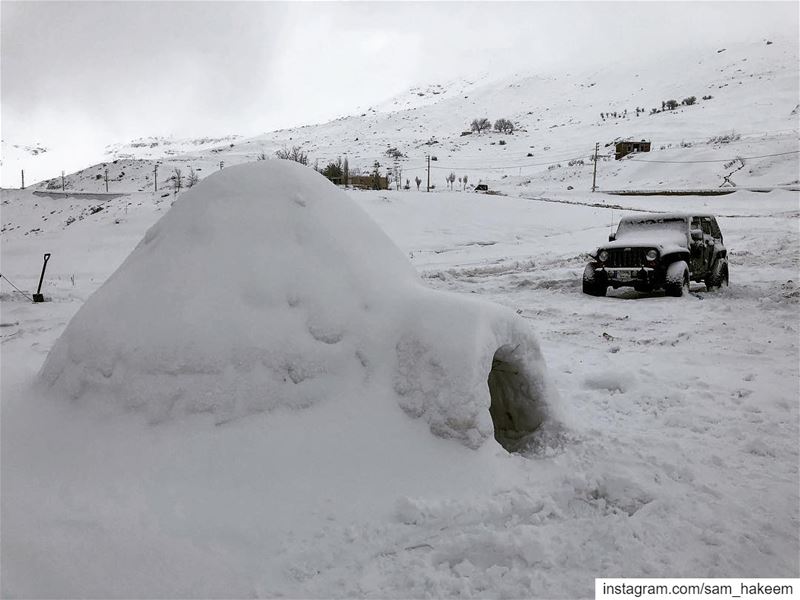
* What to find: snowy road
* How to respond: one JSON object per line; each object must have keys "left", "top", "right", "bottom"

{"left": 1, "top": 186, "right": 798, "bottom": 597}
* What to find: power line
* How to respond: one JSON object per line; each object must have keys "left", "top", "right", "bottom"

{"left": 311, "top": 144, "right": 600, "bottom": 167}
{"left": 628, "top": 149, "right": 800, "bottom": 164}
{"left": 428, "top": 154, "right": 590, "bottom": 170}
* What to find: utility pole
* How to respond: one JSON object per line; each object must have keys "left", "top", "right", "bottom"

{"left": 21, "top": 170, "right": 25, "bottom": 190}
{"left": 61, "top": 170, "right": 65, "bottom": 191}
{"left": 591, "top": 142, "right": 599, "bottom": 192}
{"left": 154, "top": 164, "right": 158, "bottom": 192}
{"left": 426, "top": 154, "right": 431, "bottom": 192}
{"left": 104, "top": 169, "right": 109, "bottom": 192}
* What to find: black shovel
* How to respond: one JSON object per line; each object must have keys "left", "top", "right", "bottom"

{"left": 33, "top": 253, "right": 51, "bottom": 303}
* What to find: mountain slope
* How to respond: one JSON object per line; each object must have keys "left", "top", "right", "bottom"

{"left": 20, "top": 33, "right": 800, "bottom": 194}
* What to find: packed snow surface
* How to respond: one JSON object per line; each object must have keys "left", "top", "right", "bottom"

{"left": 2, "top": 179, "right": 797, "bottom": 598}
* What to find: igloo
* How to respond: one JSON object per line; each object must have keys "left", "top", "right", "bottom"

{"left": 39, "top": 160, "right": 560, "bottom": 450}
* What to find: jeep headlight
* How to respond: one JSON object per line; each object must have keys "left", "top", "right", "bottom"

{"left": 646, "top": 249, "right": 658, "bottom": 261}
{"left": 598, "top": 250, "right": 609, "bottom": 262}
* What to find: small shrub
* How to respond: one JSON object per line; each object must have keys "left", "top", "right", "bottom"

{"left": 707, "top": 131, "right": 741, "bottom": 144}
{"left": 385, "top": 147, "right": 405, "bottom": 159}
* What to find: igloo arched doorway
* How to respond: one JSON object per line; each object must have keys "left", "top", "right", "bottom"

{"left": 488, "top": 344, "right": 549, "bottom": 452}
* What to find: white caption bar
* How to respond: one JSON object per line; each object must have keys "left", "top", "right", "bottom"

{"left": 596, "top": 578, "right": 799, "bottom": 599}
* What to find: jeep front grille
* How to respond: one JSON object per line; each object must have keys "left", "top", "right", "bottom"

{"left": 606, "top": 248, "right": 649, "bottom": 268}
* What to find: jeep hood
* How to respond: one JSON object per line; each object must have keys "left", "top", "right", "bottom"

{"left": 597, "top": 232, "right": 689, "bottom": 256}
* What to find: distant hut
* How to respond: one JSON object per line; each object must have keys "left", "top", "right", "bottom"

{"left": 615, "top": 139, "right": 651, "bottom": 160}
{"left": 348, "top": 174, "right": 389, "bottom": 190}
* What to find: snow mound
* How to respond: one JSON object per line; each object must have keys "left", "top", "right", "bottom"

{"left": 39, "top": 160, "right": 559, "bottom": 448}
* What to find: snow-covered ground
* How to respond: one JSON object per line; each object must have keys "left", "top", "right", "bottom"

{"left": 2, "top": 175, "right": 798, "bottom": 596}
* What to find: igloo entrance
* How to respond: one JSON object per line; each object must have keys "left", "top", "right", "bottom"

{"left": 487, "top": 345, "right": 547, "bottom": 452}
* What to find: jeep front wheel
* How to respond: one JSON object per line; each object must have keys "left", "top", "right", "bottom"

{"left": 665, "top": 261, "right": 690, "bottom": 297}
{"left": 705, "top": 258, "right": 729, "bottom": 290}
{"left": 582, "top": 264, "right": 607, "bottom": 297}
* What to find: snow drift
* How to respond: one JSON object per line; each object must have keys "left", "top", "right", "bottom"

{"left": 39, "top": 160, "right": 559, "bottom": 449}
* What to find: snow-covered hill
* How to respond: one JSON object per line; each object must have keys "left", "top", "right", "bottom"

{"left": 6, "top": 35, "right": 796, "bottom": 194}
{"left": 103, "top": 134, "right": 243, "bottom": 160}
{"left": 60, "top": 34, "right": 792, "bottom": 194}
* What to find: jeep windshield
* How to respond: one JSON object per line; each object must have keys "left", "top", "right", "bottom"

{"left": 615, "top": 217, "right": 688, "bottom": 247}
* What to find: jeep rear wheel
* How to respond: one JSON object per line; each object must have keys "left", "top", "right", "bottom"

{"left": 665, "top": 261, "right": 690, "bottom": 297}
{"left": 582, "top": 264, "right": 607, "bottom": 297}
{"left": 705, "top": 258, "right": 729, "bottom": 290}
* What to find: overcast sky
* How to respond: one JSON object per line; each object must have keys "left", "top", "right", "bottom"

{"left": 2, "top": 1, "right": 797, "bottom": 184}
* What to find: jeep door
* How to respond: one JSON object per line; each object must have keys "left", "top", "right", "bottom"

{"left": 689, "top": 216, "right": 707, "bottom": 275}
{"left": 700, "top": 217, "right": 717, "bottom": 272}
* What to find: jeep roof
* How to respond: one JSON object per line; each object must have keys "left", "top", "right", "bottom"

{"left": 618, "top": 212, "right": 716, "bottom": 224}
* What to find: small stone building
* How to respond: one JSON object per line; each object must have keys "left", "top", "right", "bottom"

{"left": 615, "top": 140, "right": 651, "bottom": 160}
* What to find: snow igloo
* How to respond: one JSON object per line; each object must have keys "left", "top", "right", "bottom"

{"left": 39, "top": 160, "right": 560, "bottom": 450}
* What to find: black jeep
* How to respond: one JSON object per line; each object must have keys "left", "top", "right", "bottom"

{"left": 582, "top": 213, "right": 729, "bottom": 297}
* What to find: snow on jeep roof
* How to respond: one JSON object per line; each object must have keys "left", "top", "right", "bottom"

{"left": 620, "top": 212, "right": 717, "bottom": 225}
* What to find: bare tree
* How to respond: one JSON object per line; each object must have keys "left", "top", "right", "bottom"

{"left": 256, "top": 151, "right": 267, "bottom": 161}
{"left": 462, "top": 174, "right": 468, "bottom": 190}
{"left": 494, "top": 118, "right": 514, "bottom": 134}
{"left": 370, "top": 161, "right": 382, "bottom": 190}
{"left": 171, "top": 167, "right": 183, "bottom": 193}
{"left": 470, "top": 118, "right": 491, "bottom": 134}
{"left": 415, "top": 176, "right": 422, "bottom": 190}
{"left": 275, "top": 145, "right": 309, "bottom": 165}
{"left": 447, "top": 172, "right": 456, "bottom": 189}
{"left": 186, "top": 167, "right": 199, "bottom": 188}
